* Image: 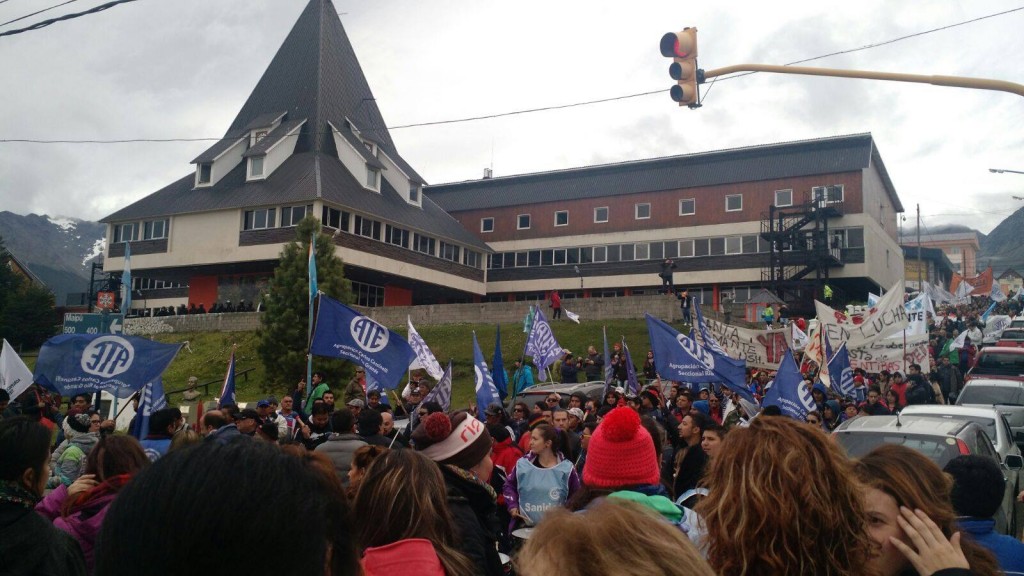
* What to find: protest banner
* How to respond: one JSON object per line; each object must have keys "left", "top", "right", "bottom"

{"left": 846, "top": 334, "right": 930, "bottom": 374}
{"left": 703, "top": 318, "right": 791, "bottom": 369}
{"left": 815, "top": 280, "right": 908, "bottom": 348}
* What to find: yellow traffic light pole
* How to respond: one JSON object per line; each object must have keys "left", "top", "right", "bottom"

{"left": 700, "top": 64, "right": 1024, "bottom": 98}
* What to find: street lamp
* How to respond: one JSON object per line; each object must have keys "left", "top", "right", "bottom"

{"left": 574, "top": 265, "right": 583, "bottom": 291}
{"left": 989, "top": 168, "right": 1024, "bottom": 175}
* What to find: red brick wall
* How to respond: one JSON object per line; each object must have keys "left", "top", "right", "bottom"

{"left": 452, "top": 172, "right": 863, "bottom": 242}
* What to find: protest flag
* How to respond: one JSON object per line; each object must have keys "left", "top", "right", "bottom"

{"left": 525, "top": 307, "right": 563, "bottom": 383}
{"left": 33, "top": 334, "right": 181, "bottom": 399}
{"left": 492, "top": 324, "right": 508, "bottom": 400}
{"left": 564, "top": 309, "right": 580, "bottom": 324}
{"left": 763, "top": 349, "right": 816, "bottom": 421}
{"left": 219, "top": 348, "right": 237, "bottom": 408}
{"left": 307, "top": 233, "right": 317, "bottom": 395}
{"left": 0, "top": 338, "right": 34, "bottom": 400}
{"left": 601, "top": 326, "right": 614, "bottom": 399}
{"left": 828, "top": 343, "right": 856, "bottom": 400}
{"left": 407, "top": 316, "right": 444, "bottom": 381}
{"left": 132, "top": 378, "right": 168, "bottom": 440}
{"left": 621, "top": 337, "right": 640, "bottom": 395}
{"left": 472, "top": 332, "right": 502, "bottom": 420}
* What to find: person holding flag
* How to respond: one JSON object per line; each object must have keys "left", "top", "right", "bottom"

{"left": 472, "top": 333, "right": 502, "bottom": 421}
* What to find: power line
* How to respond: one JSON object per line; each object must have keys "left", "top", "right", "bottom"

{"left": 0, "top": 0, "right": 138, "bottom": 38}
{"left": 0, "top": 0, "right": 77, "bottom": 27}
{"left": 2, "top": 4, "right": 1022, "bottom": 137}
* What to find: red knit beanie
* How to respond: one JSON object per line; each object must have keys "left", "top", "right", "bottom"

{"left": 583, "top": 407, "right": 660, "bottom": 488}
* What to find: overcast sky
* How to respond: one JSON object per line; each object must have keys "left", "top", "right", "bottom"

{"left": 2, "top": 0, "right": 1022, "bottom": 235}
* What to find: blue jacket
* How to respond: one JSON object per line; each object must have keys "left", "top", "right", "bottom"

{"left": 958, "top": 518, "right": 1024, "bottom": 575}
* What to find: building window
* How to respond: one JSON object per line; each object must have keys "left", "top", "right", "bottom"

{"left": 463, "top": 250, "right": 480, "bottom": 268}
{"left": 951, "top": 247, "right": 961, "bottom": 255}
{"left": 725, "top": 236, "right": 742, "bottom": 255}
{"left": 243, "top": 208, "right": 276, "bottom": 231}
{"left": 197, "top": 163, "right": 212, "bottom": 185}
{"left": 440, "top": 241, "right": 461, "bottom": 262}
{"left": 409, "top": 186, "right": 420, "bottom": 202}
{"left": 515, "top": 252, "right": 528, "bottom": 267}
{"left": 554, "top": 210, "right": 568, "bottom": 227}
{"left": 553, "top": 249, "right": 567, "bottom": 265}
{"left": 281, "top": 205, "right": 312, "bottom": 227}
{"left": 351, "top": 281, "right": 385, "bottom": 308}
{"left": 775, "top": 189, "right": 793, "bottom": 207}
{"left": 594, "top": 207, "right": 609, "bottom": 223}
{"left": 726, "top": 194, "right": 743, "bottom": 212}
{"left": 254, "top": 130, "right": 268, "bottom": 143}
{"left": 413, "top": 233, "right": 435, "bottom": 255}
{"left": 249, "top": 156, "right": 265, "bottom": 178}
{"left": 635, "top": 243, "right": 650, "bottom": 260}
{"left": 679, "top": 198, "right": 695, "bottom": 216}
{"left": 694, "top": 238, "right": 710, "bottom": 257}
{"left": 679, "top": 240, "right": 694, "bottom": 258}
{"left": 517, "top": 214, "right": 531, "bottom": 230}
{"left": 541, "top": 250, "right": 553, "bottom": 266}
{"left": 384, "top": 224, "right": 409, "bottom": 248}
{"left": 635, "top": 203, "right": 651, "bottom": 219}
{"left": 481, "top": 217, "right": 494, "bottom": 233}
{"left": 710, "top": 238, "right": 726, "bottom": 256}
{"left": 113, "top": 222, "right": 138, "bottom": 243}
{"left": 321, "top": 206, "right": 350, "bottom": 231}
{"left": 813, "top": 185, "right": 843, "bottom": 203}
{"left": 650, "top": 242, "right": 664, "bottom": 260}
{"left": 143, "top": 219, "right": 168, "bottom": 240}
{"left": 619, "top": 244, "right": 634, "bottom": 261}
{"left": 366, "top": 166, "right": 380, "bottom": 189}
{"left": 593, "top": 246, "right": 607, "bottom": 263}
{"left": 354, "top": 215, "right": 381, "bottom": 240}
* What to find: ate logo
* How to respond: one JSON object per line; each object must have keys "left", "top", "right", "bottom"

{"left": 80, "top": 336, "right": 135, "bottom": 378}
{"left": 349, "top": 316, "right": 389, "bottom": 353}
{"left": 676, "top": 334, "right": 715, "bottom": 370}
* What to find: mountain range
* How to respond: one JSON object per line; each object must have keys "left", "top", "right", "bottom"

{"left": 0, "top": 211, "right": 105, "bottom": 305}
{"left": 2, "top": 204, "right": 1023, "bottom": 304}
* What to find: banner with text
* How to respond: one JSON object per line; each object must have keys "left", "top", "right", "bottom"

{"left": 704, "top": 318, "right": 792, "bottom": 370}
{"left": 815, "top": 280, "right": 908, "bottom": 348}
{"left": 847, "top": 334, "right": 930, "bottom": 374}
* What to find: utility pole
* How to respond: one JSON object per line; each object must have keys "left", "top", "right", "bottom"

{"left": 917, "top": 204, "right": 923, "bottom": 290}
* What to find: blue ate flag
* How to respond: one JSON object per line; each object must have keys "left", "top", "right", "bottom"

{"left": 525, "top": 307, "right": 563, "bottom": 382}
{"left": 492, "top": 324, "right": 508, "bottom": 400}
{"left": 132, "top": 378, "right": 168, "bottom": 439}
{"left": 219, "top": 350, "right": 237, "bottom": 408}
{"left": 828, "top": 343, "right": 856, "bottom": 400}
{"left": 34, "top": 334, "right": 181, "bottom": 398}
{"left": 621, "top": 337, "right": 640, "bottom": 395}
{"left": 645, "top": 314, "right": 754, "bottom": 404}
{"left": 763, "top": 349, "right": 817, "bottom": 421}
{"left": 601, "top": 326, "right": 614, "bottom": 399}
{"left": 473, "top": 332, "right": 502, "bottom": 420}
{"left": 310, "top": 294, "right": 416, "bottom": 391}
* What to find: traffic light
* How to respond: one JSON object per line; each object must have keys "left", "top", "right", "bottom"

{"left": 660, "top": 27, "right": 700, "bottom": 107}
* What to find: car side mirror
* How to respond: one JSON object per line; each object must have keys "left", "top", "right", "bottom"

{"left": 1005, "top": 454, "right": 1024, "bottom": 471}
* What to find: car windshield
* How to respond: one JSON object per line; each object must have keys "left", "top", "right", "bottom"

{"left": 1000, "top": 331, "right": 1024, "bottom": 341}
{"left": 960, "top": 386, "right": 1024, "bottom": 407}
{"left": 975, "top": 353, "right": 1024, "bottom": 377}
{"left": 836, "top": 433, "right": 962, "bottom": 469}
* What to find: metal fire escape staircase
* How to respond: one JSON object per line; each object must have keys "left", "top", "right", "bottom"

{"left": 760, "top": 187, "right": 845, "bottom": 313}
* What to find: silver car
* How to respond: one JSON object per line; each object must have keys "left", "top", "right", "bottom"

{"left": 956, "top": 378, "right": 1024, "bottom": 448}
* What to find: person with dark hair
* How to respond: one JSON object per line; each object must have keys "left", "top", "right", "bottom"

{"left": 255, "top": 421, "right": 279, "bottom": 443}
{"left": 357, "top": 409, "right": 391, "bottom": 448}
{"left": 943, "top": 455, "right": 1024, "bottom": 574}
{"left": 304, "top": 403, "right": 334, "bottom": 451}
{"left": 139, "top": 407, "right": 180, "bottom": 462}
{"left": 0, "top": 417, "right": 87, "bottom": 575}
{"left": 761, "top": 405, "right": 783, "bottom": 416}
{"left": 347, "top": 445, "right": 389, "bottom": 499}
{"left": 53, "top": 412, "right": 102, "bottom": 487}
{"left": 503, "top": 423, "right": 581, "bottom": 528}
{"left": 412, "top": 411, "right": 503, "bottom": 575}
{"left": 354, "top": 449, "right": 475, "bottom": 576}
{"left": 94, "top": 440, "right": 359, "bottom": 576}
{"left": 36, "top": 434, "right": 149, "bottom": 572}
{"left": 315, "top": 408, "right": 366, "bottom": 483}
{"left": 865, "top": 385, "right": 893, "bottom": 415}
{"left": 202, "top": 410, "right": 239, "bottom": 445}
{"left": 672, "top": 411, "right": 709, "bottom": 498}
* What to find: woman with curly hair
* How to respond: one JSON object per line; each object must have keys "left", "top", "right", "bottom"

{"left": 695, "top": 416, "right": 875, "bottom": 576}
{"left": 854, "top": 444, "right": 1000, "bottom": 576}
{"left": 354, "top": 449, "right": 475, "bottom": 576}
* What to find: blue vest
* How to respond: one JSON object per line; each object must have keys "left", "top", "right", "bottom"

{"left": 515, "top": 457, "right": 573, "bottom": 525}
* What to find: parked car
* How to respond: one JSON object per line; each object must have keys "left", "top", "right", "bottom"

{"left": 834, "top": 415, "right": 1022, "bottom": 535}
{"left": 1010, "top": 318, "right": 1024, "bottom": 330}
{"left": 966, "top": 347, "right": 1024, "bottom": 383}
{"left": 955, "top": 378, "right": 1024, "bottom": 446}
{"left": 517, "top": 380, "right": 607, "bottom": 408}
{"left": 997, "top": 329, "right": 1024, "bottom": 348}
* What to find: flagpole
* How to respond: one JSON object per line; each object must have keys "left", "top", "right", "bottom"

{"left": 306, "top": 232, "right": 316, "bottom": 400}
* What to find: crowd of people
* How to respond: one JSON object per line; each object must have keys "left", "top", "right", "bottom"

{"left": 2, "top": 292, "right": 1024, "bottom": 575}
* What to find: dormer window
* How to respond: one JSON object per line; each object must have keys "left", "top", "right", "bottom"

{"left": 250, "top": 156, "right": 265, "bottom": 179}
{"left": 366, "top": 166, "right": 380, "bottom": 190}
{"left": 254, "top": 130, "right": 268, "bottom": 143}
{"left": 197, "top": 163, "right": 212, "bottom": 185}
{"left": 363, "top": 141, "right": 375, "bottom": 155}
{"left": 409, "top": 185, "right": 420, "bottom": 203}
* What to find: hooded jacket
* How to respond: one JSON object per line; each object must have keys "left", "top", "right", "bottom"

{"left": 440, "top": 464, "right": 503, "bottom": 576}
{"left": 57, "top": 432, "right": 100, "bottom": 486}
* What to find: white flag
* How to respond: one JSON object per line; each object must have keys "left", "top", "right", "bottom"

{"left": 791, "top": 323, "right": 809, "bottom": 351}
{"left": 0, "top": 339, "right": 34, "bottom": 400}
{"left": 407, "top": 317, "right": 444, "bottom": 381}
{"left": 564, "top": 309, "right": 580, "bottom": 324}
{"left": 991, "top": 282, "right": 1008, "bottom": 303}
{"left": 954, "top": 279, "right": 972, "bottom": 303}
{"left": 950, "top": 329, "right": 970, "bottom": 350}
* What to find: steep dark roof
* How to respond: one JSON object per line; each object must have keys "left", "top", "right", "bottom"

{"left": 103, "top": 0, "right": 480, "bottom": 247}
{"left": 426, "top": 133, "right": 903, "bottom": 213}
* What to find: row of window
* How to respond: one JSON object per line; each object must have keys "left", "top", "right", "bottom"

{"left": 131, "top": 278, "right": 184, "bottom": 290}
{"left": 479, "top": 185, "right": 845, "bottom": 232}
{"left": 113, "top": 219, "right": 169, "bottom": 243}
{"left": 322, "top": 206, "right": 482, "bottom": 269}
{"left": 487, "top": 228, "right": 864, "bottom": 269}
{"left": 352, "top": 281, "right": 385, "bottom": 308}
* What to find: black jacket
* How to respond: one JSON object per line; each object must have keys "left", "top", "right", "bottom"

{"left": 672, "top": 442, "right": 708, "bottom": 499}
{"left": 0, "top": 502, "right": 87, "bottom": 576}
{"left": 440, "top": 464, "right": 503, "bottom": 576}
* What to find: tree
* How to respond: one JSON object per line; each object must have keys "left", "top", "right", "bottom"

{"left": 257, "top": 216, "right": 352, "bottom": 391}
{"left": 0, "top": 235, "right": 58, "bottom": 348}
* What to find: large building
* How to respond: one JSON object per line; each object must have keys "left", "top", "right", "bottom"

{"left": 428, "top": 134, "right": 905, "bottom": 313}
{"left": 101, "top": 0, "right": 490, "bottom": 312}
{"left": 901, "top": 231, "right": 981, "bottom": 276}
{"left": 101, "top": 1, "right": 906, "bottom": 315}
